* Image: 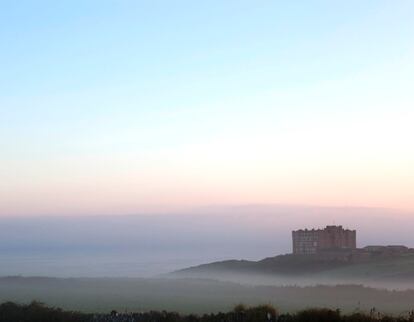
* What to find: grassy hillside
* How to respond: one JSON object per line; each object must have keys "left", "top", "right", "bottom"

{"left": 173, "top": 253, "right": 414, "bottom": 287}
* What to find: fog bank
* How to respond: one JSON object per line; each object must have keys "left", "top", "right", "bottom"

{"left": 1, "top": 205, "right": 413, "bottom": 277}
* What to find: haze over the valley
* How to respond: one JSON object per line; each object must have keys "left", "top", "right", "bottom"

{"left": 0, "top": 205, "right": 413, "bottom": 278}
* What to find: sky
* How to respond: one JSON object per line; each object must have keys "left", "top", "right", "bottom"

{"left": 1, "top": 1, "right": 414, "bottom": 216}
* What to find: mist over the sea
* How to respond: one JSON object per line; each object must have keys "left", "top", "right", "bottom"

{"left": 1, "top": 205, "right": 413, "bottom": 278}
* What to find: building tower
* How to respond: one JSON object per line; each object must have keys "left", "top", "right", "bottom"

{"left": 292, "top": 225, "right": 356, "bottom": 255}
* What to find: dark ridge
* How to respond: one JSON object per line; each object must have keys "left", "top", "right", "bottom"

{"left": 172, "top": 249, "right": 414, "bottom": 278}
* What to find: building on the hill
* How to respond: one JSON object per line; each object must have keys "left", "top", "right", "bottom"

{"left": 292, "top": 225, "right": 356, "bottom": 255}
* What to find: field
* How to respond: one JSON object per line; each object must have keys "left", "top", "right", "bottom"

{"left": 2, "top": 277, "right": 414, "bottom": 315}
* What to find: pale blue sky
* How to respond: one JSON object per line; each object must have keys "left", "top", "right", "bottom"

{"left": 1, "top": 1, "right": 414, "bottom": 215}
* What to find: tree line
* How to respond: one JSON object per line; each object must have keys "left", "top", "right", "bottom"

{"left": 2, "top": 301, "right": 414, "bottom": 322}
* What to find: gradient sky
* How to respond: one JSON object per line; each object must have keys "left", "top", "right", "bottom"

{"left": 1, "top": 1, "right": 414, "bottom": 216}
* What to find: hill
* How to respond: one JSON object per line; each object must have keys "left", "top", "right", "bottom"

{"left": 171, "top": 251, "right": 414, "bottom": 288}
